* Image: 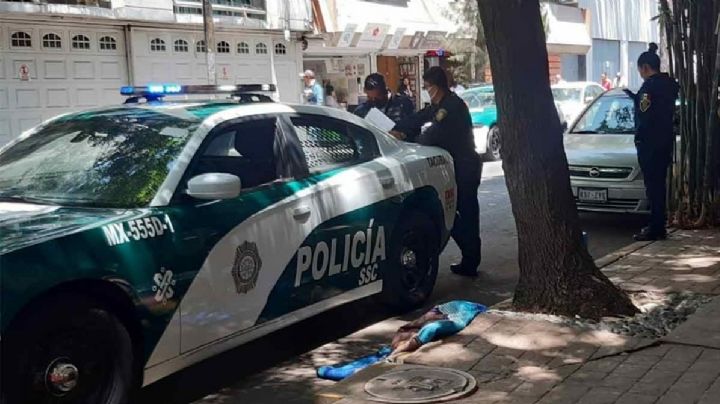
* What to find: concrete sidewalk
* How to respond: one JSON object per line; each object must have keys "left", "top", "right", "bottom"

{"left": 320, "top": 230, "right": 720, "bottom": 404}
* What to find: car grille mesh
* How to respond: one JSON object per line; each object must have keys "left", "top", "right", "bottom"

{"left": 569, "top": 165, "right": 633, "bottom": 179}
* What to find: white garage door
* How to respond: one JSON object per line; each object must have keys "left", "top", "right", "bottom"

{"left": 131, "top": 29, "right": 300, "bottom": 103}
{"left": 0, "top": 23, "right": 128, "bottom": 146}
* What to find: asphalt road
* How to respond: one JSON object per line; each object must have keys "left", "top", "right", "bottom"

{"left": 140, "top": 161, "right": 649, "bottom": 404}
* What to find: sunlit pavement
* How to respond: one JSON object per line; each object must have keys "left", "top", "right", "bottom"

{"left": 140, "top": 161, "right": 650, "bottom": 404}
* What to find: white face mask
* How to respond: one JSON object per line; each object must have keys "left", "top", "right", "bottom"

{"left": 427, "top": 86, "right": 440, "bottom": 102}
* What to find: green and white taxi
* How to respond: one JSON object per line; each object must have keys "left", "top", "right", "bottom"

{"left": 0, "top": 84, "right": 456, "bottom": 403}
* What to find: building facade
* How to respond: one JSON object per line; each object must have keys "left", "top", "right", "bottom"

{"left": 0, "top": 0, "right": 313, "bottom": 146}
{"left": 579, "top": 0, "right": 660, "bottom": 90}
{"left": 303, "top": 0, "right": 471, "bottom": 110}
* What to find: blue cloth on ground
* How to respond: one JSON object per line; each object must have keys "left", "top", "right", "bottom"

{"left": 316, "top": 300, "right": 486, "bottom": 381}
{"left": 316, "top": 346, "right": 392, "bottom": 381}
{"left": 416, "top": 300, "right": 487, "bottom": 344}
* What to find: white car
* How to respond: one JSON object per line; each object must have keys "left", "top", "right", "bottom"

{"left": 564, "top": 88, "right": 649, "bottom": 213}
{"left": 553, "top": 82, "right": 606, "bottom": 125}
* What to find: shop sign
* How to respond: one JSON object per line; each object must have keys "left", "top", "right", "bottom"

{"left": 388, "top": 28, "right": 406, "bottom": 49}
{"left": 337, "top": 24, "right": 357, "bottom": 48}
{"left": 356, "top": 23, "right": 390, "bottom": 49}
{"left": 409, "top": 32, "right": 424, "bottom": 49}
{"left": 420, "top": 31, "right": 447, "bottom": 49}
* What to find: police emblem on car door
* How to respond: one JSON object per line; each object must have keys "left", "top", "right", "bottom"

{"left": 232, "top": 241, "right": 262, "bottom": 294}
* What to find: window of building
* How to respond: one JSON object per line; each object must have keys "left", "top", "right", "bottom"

{"left": 174, "top": 6, "right": 202, "bottom": 15}
{"left": 72, "top": 35, "right": 91, "bottom": 50}
{"left": 217, "top": 41, "right": 230, "bottom": 54}
{"left": 42, "top": 33, "right": 62, "bottom": 49}
{"left": 255, "top": 42, "right": 267, "bottom": 54}
{"left": 196, "top": 40, "right": 207, "bottom": 53}
{"left": 274, "top": 43, "right": 287, "bottom": 55}
{"left": 10, "top": 0, "right": 112, "bottom": 7}
{"left": 237, "top": 42, "right": 249, "bottom": 54}
{"left": 174, "top": 39, "right": 189, "bottom": 53}
{"left": 11, "top": 32, "right": 32, "bottom": 48}
{"left": 150, "top": 38, "right": 166, "bottom": 52}
{"left": 98, "top": 36, "right": 117, "bottom": 51}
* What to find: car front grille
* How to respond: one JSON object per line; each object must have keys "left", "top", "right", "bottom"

{"left": 569, "top": 165, "right": 633, "bottom": 179}
{"left": 575, "top": 198, "right": 642, "bottom": 211}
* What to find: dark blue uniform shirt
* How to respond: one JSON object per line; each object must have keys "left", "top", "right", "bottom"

{"left": 628, "top": 73, "right": 679, "bottom": 151}
{"left": 354, "top": 94, "right": 415, "bottom": 128}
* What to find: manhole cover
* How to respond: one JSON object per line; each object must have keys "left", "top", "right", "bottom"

{"left": 364, "top": 366, "right": 477, "bottom": 403}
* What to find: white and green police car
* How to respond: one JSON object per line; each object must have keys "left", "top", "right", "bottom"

{"left": 0, "top": 84, "right": 456, "bottom": 404}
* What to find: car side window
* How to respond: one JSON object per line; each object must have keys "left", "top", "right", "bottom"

{"left": 289, "top": 115, "right": 378, "bottom": 174}
{"left": 191, "top": 118, "right": 280, "bottom": 189}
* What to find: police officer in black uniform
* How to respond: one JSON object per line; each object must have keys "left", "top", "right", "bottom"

{"left": 624, "top": 43, "right": 679, "bottom": 241}
{"left": 354, "top": 73, "right": 415, "bottom": 125}
{"left": 392, "top": 67, "right": 482, "bottom": 276}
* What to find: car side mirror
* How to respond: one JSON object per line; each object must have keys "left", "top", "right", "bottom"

{"left": 187, "top": 173, "right": 241, "bottom": 200}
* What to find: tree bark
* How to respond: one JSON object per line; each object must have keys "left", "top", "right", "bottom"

{"left": 476, "top": 0, "right": 637, "bottom": 320}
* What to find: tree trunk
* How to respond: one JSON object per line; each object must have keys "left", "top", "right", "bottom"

{"left": 476, "top": 0, "right": 638, "bottom": 320}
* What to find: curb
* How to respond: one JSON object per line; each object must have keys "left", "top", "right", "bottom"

{"left": 595, "top": 228, "right": 677, "bottom": 269}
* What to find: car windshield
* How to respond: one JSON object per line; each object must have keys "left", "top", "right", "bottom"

{"left": 0, "top": 107, "right": 200, "bottom": 208}
{"left": 571, "top": 95, "right": 635, "bottom": 135}
{"left": 552, "top": 88, "right": 582, "bottom": 102}
{"left": 461, "top": 91, "right": 495, "bottom": 109}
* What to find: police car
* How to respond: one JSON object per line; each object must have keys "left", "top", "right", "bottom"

{"left": 0, "top": 84, "right": 456, "bottom": 403}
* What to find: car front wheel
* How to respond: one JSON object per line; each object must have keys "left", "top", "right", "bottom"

{"left": 1, "top": 295, "right": 135, "bottom": 404}
{"left": 380, "top": 211, "right": 439, "bottom": 312}
{"left": 483, "top": 126, "right": 501, "bottom": 161}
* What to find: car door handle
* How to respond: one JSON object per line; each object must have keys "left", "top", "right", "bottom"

{"left": 292, "top": 205, "right": 312, "bottom": 219}
{"left": 379, "top": 176, "right": 395, "bottom": 188}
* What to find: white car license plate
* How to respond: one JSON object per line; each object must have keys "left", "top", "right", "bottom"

{"left": 578, "top": 188, "right": 608, "bottom": 202}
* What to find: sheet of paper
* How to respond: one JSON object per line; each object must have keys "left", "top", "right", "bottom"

{"left": 364, "top": 107, "right": 396, "bottom": 132}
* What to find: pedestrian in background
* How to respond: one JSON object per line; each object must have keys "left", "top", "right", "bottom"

{"left": 624, "top": 43, "right": 679, "bottom": 241}
{"left": 325, "top": 84, "right": 340, "bottom": 109}
{"left": 392, "top": 67, "right": 482, "bottom": 277}
{"left": 601, "top": 72, "right": 613, "bottom": 91}
{"left": 301, "top": 70, "right": 324, "bottom": 106}
{"left": 398, "top": 76, "right": 414, "bottom": 99}
{"left": 353, "top": 73, "right": 415, "bottom": 125}
{"left": 613, "top": 72, "right": 625, "bottom": 88}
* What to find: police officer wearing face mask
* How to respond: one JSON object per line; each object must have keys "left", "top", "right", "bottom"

{"left": 624, "top": 43, "right": 679, "bottom": 241}
{"left": 392, "top": 67, "right": 482, "bottom": 277}
{"left": 354, "top": 73, "right": 415, "bottom": 125}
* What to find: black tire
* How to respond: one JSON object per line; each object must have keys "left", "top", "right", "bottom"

{"left": 1, "top": 295, "right": 135, "bottom": 404}
{"left": 483, "top": 126, "right": 501, "bottom": 161}
{"left": 380, "top": 211, "right": 440, "bottom": 312}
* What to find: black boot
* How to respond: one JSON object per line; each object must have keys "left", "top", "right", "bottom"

{"left": 633, "top": 227, "right": 667, "bottom": 241}
{"left": 450, "top": 262, "right": 479, "bottom": 277}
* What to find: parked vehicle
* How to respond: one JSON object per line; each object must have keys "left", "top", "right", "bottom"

{"left": 564, "top": 88, "right": 648, "bottom": 213}
{"left": 461, "top": 85, "right": 567, "bottom": 161}
{"left": 0, "top": 84, "right": 455, "bottom": 403}
{"left": 553, "top": 81, "right": 606, "bottom": 126}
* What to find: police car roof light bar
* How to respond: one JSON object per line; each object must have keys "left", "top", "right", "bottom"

{"left": 121, "top": 84, "right": 277, "bottom": 103}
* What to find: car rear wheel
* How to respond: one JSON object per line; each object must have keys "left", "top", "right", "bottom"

{"left": 380, "top": 211, "right": 439, "bottom": 312}
{"left": 1, "top": 295, "right": 134, "bottom": 404}
{"left": 483, "top": 126, "right": 501, "bottom": 161}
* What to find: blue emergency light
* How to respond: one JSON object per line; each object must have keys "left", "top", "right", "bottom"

{"left": 120, "top": 83, "right": 277, "bottom": 103}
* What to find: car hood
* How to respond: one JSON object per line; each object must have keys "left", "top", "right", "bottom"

{"left": 469, "top": 105, "right": 497, "bottom": 126}
{"left": 0, "top": 202, "right": 131, "bottom": 255}
{"left": 563, "top": 134, "right": 639, "bottom": 168}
